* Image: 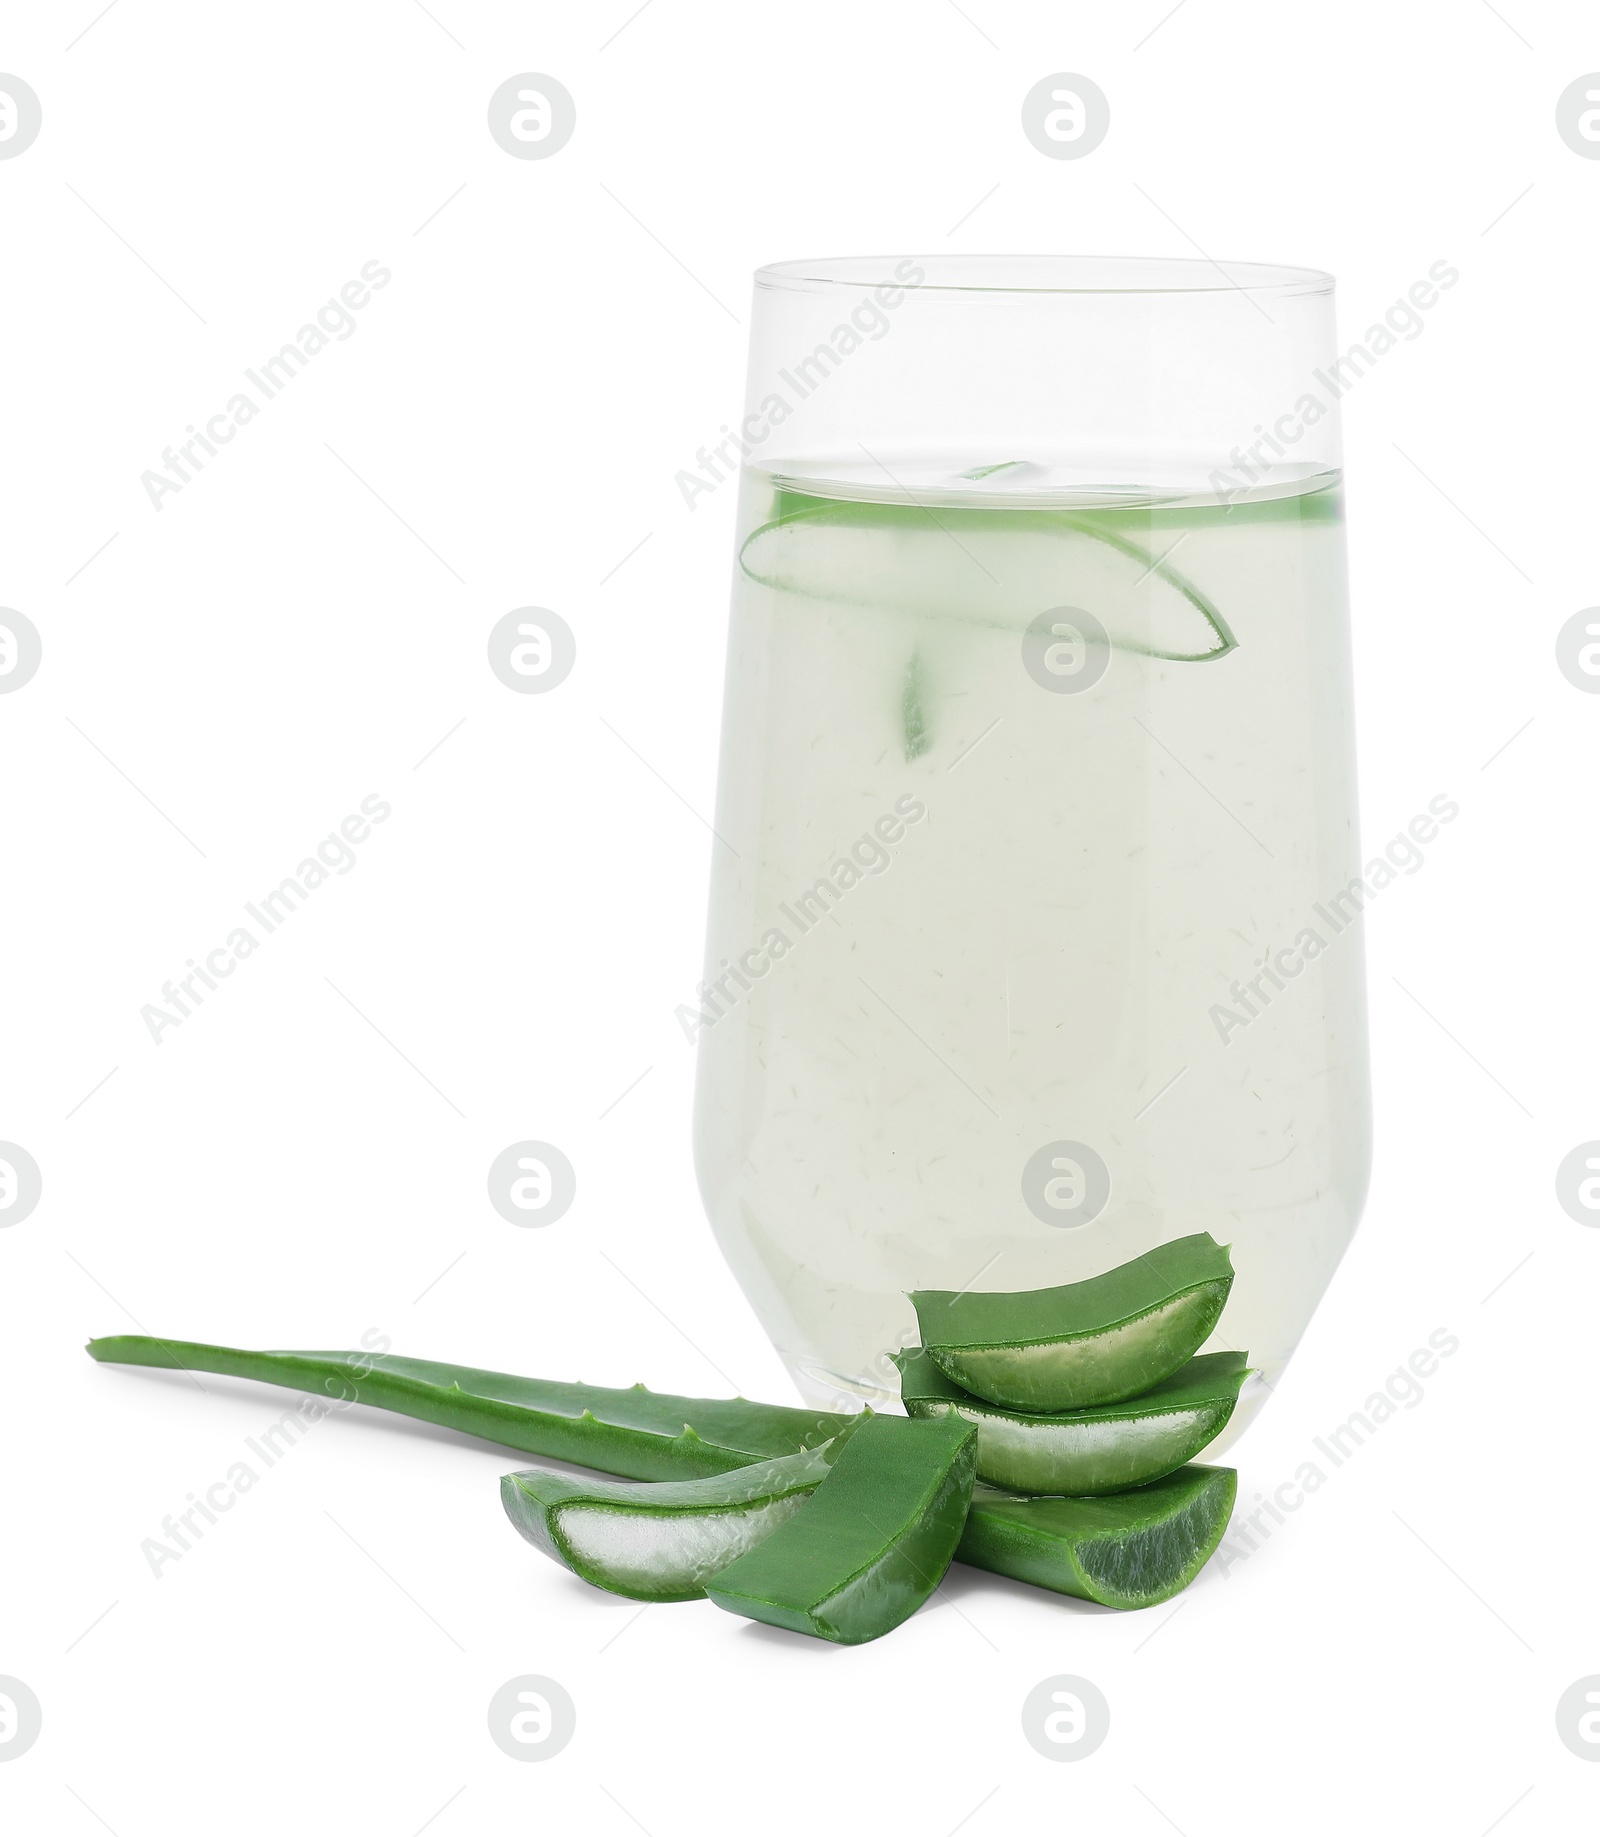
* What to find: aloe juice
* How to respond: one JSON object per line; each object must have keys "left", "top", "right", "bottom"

{"left": 692, "top": 463, "right": 1370, "bottom": 1419}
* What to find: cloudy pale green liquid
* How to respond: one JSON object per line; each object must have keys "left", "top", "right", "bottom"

{"left": 693, "top": 466, "right": 1370, "bottom": 1429}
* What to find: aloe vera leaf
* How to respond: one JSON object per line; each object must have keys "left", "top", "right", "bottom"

{"left": 85, "top": 1336, "right": 850, "bottom": 1480}
{"left": 705, "top": 1414, "right": 977, "bottom": 1645}
{"left": 958, "top": 1465, "right": 1237, "bottom": 1610}
{"left": 895, "top": 1347, "right": 1249, "bottom": 1495}
{"left": 740, "top": 499, "right": 1236, "bottom": 662}
{"left": 84, "top": 1335, "right": 1226, "bottom": 1613}
{"left": 501, "top": 1446, "right": 837, "bottom": 1603}
{"left": 901, "top": 649, "right": 931, "bottom": 760}
{"left": 910, "top": 1233, "right": 1235, "bottom": 1412}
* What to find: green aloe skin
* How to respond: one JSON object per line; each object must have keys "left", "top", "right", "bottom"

{"left": 705, "top": 1414, "right": 977, "bottom": 1645}
{"left": 910, "top": 1233, "right": 1236, "bottom": 1412}
{"left": 502, "top": 1447, "right": 838, "bottom": 1603}
{"left": 895, "top": 1347, "right": 1250, "bottom": 1495}
{"left": 960, "top": 1466, "right": 1238, "bottom": 1610}
{"left": 84, "top": 1337, "right": 846, "bottom": 1478}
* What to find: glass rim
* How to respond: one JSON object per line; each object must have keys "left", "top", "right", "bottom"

{"left": 754, "top": 252, "right": 1335, "bottom": 298}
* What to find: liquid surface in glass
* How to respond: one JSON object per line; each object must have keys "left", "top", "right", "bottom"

{"left": 693, "top": 462, "right": 1370, "bottom": 1429}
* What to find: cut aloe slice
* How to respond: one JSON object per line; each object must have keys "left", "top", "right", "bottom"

{"left": 910, "top": 1232, "right": 1235, "bottom": 1412}
{"left": 896, "top": 1348, "right": 1249, "bottom": 1495}
{"left": 959, "top": 1465, "right": 1237, "bottom": 1609}
{"left": 740, "top": 498, "right": 1236, "bottom": 661}
{"left": 501, "top": 1447, "right": 837, "bottom": 1602}
{"left": 705, "top": 1414, "right": 976, "bottom": 1645}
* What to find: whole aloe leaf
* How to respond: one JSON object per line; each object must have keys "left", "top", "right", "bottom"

{"left": 86, "top": 1336, "right": 850, "bottom": 1479}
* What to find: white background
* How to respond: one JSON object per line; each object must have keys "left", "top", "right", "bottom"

{"left": 3, "top": 1, "right": 1597, "bottom": 1830}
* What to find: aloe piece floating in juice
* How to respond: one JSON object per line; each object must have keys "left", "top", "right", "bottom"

{"left": 85, "top": 1337, "right": 848, "bottom": 1479}
{"left": 895, "top": 1347, "right": 1249, "bottom": 1495}
{"left": 501, "top": 1447, "right": 838, "bottom": 1602}
{"left": 739, "top": 497, "right": 1237, "bottom": 662}
{"left": 910, "top": 1232, "right": 1235, "bottom": 1412}
{"left": 705, "top": 1414, "right": 976, "bottom": 1645}
{"left": 901, "top": 649, "right": 932, "bottom": 760}
{"left": 958, "top": 1464, "right": 1237, "bottom": 1609}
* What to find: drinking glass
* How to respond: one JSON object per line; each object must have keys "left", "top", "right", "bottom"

{"left": 691, "top": 254, "right": 1369, "bottom": 1437}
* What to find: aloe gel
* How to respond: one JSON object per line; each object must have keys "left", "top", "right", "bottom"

{"left": 896, "top": 1346, "right": 1248, "bottom": 1494}
{"left": 502, "top": 1448, "right": 837, "bottom": 1602}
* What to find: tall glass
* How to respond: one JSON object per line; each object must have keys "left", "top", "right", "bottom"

{"left": 691, "top": 254, "right": 1369, "bottom": 1435}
